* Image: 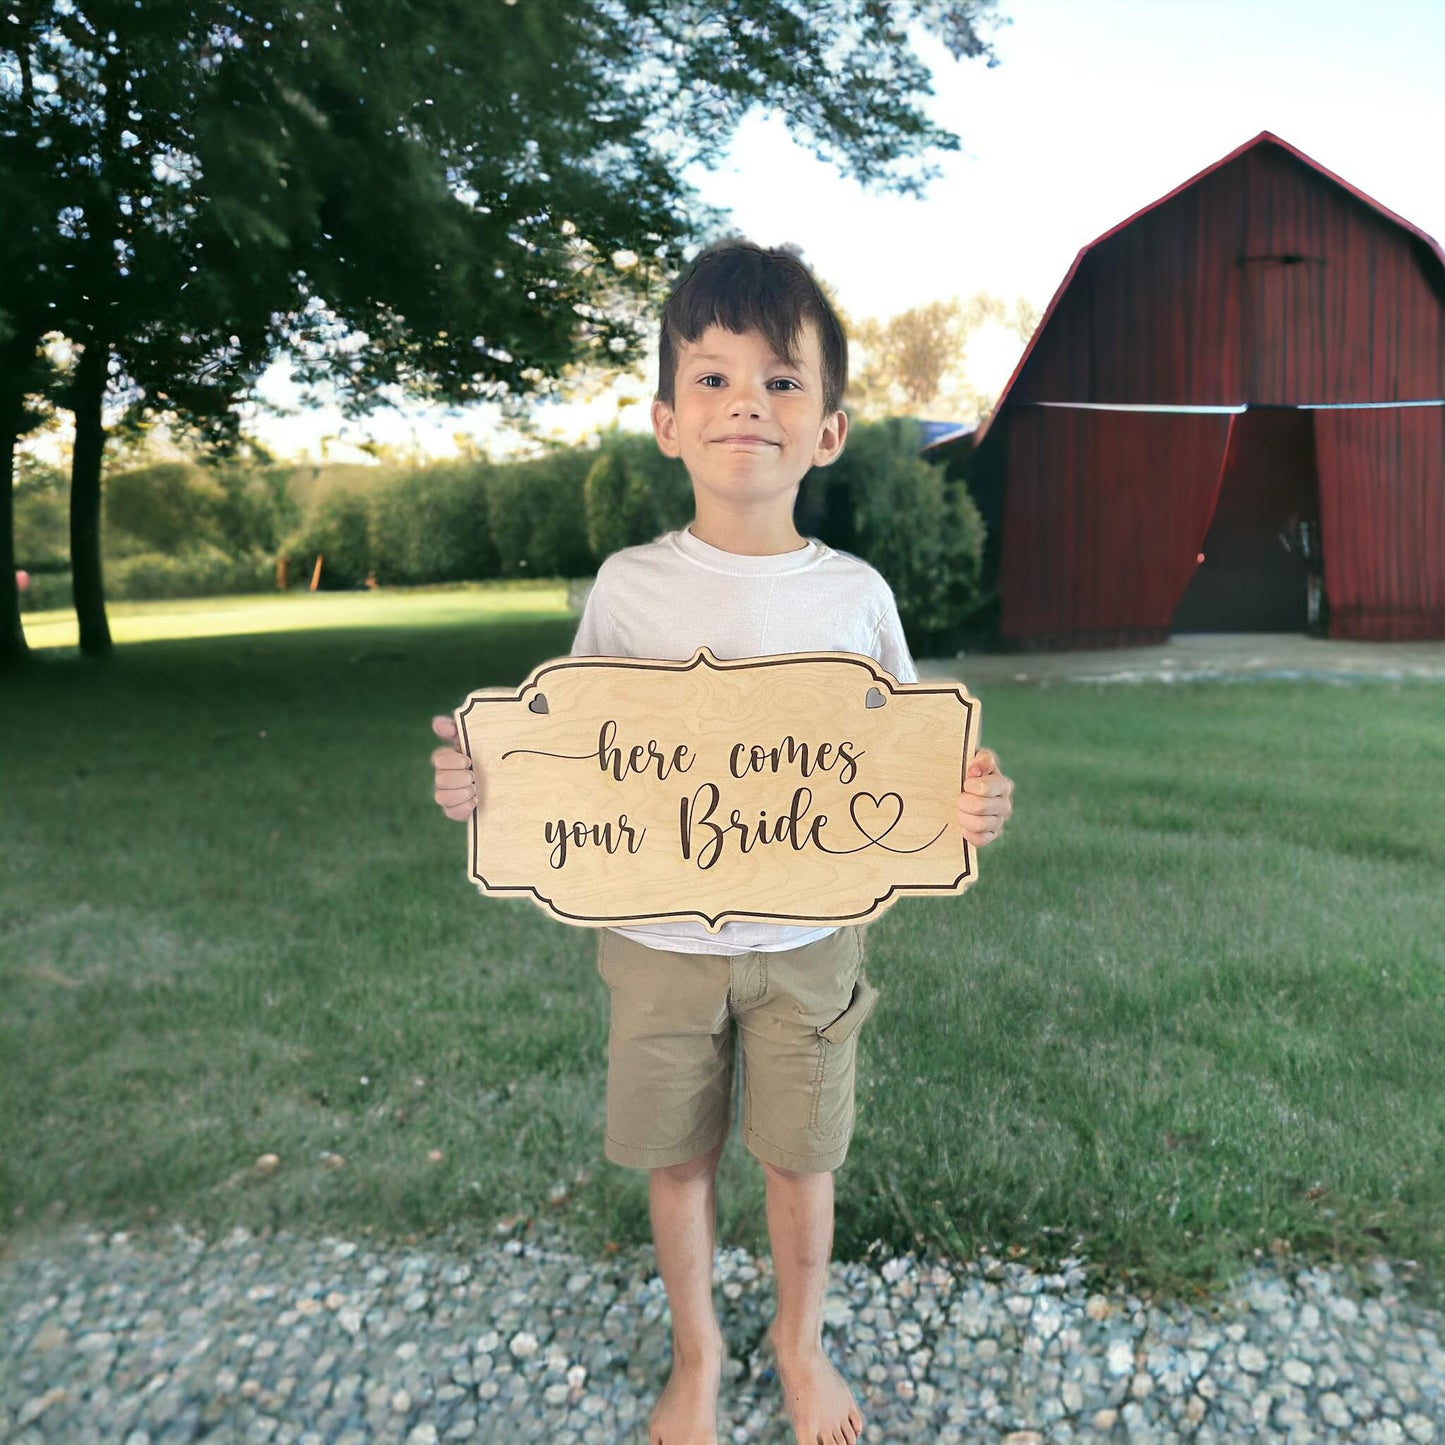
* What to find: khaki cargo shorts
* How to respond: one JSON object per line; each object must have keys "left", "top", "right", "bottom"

{"left": 595, "top": 925, "right": 881, "bottom": 1174}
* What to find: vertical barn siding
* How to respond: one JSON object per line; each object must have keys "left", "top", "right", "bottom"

{"left": 1242, "top": 145, "right": 1329, "bottom": 402}
{"left": 1314, "top": 407, "right": 1445, "bottom": 638}
{"left": 999, "top": 408, "right": 1233, "bottom": 642}
{"left": 1008, "top": 144, "right": 1445, "bottom": 407}
{"left": 976, "top": 136, "right": 1445, "bottom": 642}
{"left": 1012, "top": 165, "right": 1249, "bottom": 405}
{"left": 1238, "top": 146, "right": 1445, "bottom": 403}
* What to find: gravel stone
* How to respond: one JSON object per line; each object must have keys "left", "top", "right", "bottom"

{"left": 1, "top": 1222, "right": 1440, "bottom": 1442}
{"left": 1239, "top": 1341, "right": 1270, "bottom": 1373}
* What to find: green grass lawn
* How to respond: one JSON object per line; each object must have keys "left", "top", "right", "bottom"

{"left": 18, "top": 580, "right": 570, "bottom": 650}
{"left": 2, "top": 587, "right": 1442, "bottom": 1308}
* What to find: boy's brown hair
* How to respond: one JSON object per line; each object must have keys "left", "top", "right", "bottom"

{"left": 656, "top": 239, "right": 849, "bottom": 416}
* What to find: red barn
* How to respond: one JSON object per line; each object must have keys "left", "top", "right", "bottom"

{"left": 965, "top": 131, "right": 1445, "bottom": 646}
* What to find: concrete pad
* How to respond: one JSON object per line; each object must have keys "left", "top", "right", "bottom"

{"left": 916, "top": 634, "right": 1445, "bottom": 685}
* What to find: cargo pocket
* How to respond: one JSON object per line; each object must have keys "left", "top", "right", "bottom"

{"left": 819, "top": 975, "right": 879, "bottom": 1046}
{"left": 810, "top": 975, "right": 881, "bottom": 1140}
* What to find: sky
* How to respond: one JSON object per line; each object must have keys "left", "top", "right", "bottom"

{"left": 245, "top": 0, "right": 1445, "bottom": 462}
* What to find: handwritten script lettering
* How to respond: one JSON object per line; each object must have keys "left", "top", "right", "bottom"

{"left": 679, "top": 784, "right": 830, "bottom": 870}
{"left": 545, "top": 814, "right": 646, "bottom": 870}
{"left": 504, "top": 720, "right": 695, "bottom": 783}
{"left": 458, "top": 649, "right": 979, "bottom": 930}
{"left": 726, "top": 735, "right": 863, "bottom": 786}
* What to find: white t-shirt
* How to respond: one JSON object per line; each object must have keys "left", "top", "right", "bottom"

{"left": 570, "top": 526, "right": 918, "bottom": 955}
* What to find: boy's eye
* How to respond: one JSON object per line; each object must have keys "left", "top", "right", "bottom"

{"left": 770, "top": 378, "right": 801, "bottom": 392}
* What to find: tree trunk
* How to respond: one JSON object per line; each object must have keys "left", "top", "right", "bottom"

{"left": 0, "top": 408, "right": 27, "bottom": 668}
{"left": 0, "top": 325, "right": 33, "bottom": 668}
{"left": 70, "top": 337, "right": 112, "bottom": 657}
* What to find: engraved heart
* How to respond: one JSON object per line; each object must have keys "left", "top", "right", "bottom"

{"left": 865, "top": 687, "right": 886, "bottom": 709}
{"left": 849, "top": 790, "right": 903, "bottom": 842}
{"left": 528, "top": 693, "right": 549, "bottom": 714}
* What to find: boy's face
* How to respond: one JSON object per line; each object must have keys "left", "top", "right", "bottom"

{"left": 651, "top": 322, "right": 846, "bottom": 519}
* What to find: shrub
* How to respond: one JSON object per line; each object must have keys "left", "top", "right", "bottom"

{"left": 488, "top": 447, "right": 597, "bottom": 579}
{"left": 813, "top": 417, "right": 986, "bottom": 652}
{"left": 18, "top": 570, "right": 74, "bottom": 612}
{"left": 212, "top": 465, "right": 296, "bottom": 557}
{"left": 286, "top": 492, "right": 374, "bottom": 589}
{"left": 13, "top": 488, "right": 70, "bottom": 572}
{"left": 105, "top": 546, "right": 276, "bottom": 601}
{"left": 103, "top": 463, "right": 230, "bottom": 555}
{"left": 584, "top": 430, "right": 693, "bottom": 560}
{"left": 369, "top": 462, "right": 497, "bottom": 585}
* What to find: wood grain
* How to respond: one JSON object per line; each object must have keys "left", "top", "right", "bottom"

{"left": 455, "top": 648, "right": 980, "bottom": 930}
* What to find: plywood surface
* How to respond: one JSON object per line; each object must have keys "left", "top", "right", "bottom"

{"left": 454, "top": 648, "right": 980, "bottom": 930}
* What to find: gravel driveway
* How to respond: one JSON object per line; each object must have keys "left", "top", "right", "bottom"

{"left": 2, "top": 1217, "right": 1442, "bottom": 1444}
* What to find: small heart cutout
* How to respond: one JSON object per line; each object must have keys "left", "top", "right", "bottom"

{"left": 865, "top": 687, "right": 886, "bottom": 709}
{"left": 528, "top": 694, "right": 549, "bottom": 714}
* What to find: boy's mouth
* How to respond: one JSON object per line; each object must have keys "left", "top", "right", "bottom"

{"left": 715, "top": 435, "right": 778, "bottom": 446}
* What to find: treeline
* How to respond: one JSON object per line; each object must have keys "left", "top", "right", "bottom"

{"left": 16, "top": 419, "right": 987, "bottom": 651}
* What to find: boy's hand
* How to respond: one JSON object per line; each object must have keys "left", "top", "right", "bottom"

{"left": 957, "top": 748, "right": 1013, "bottom": 848}
{"left": 431, "top": 715, "right": 483, "bottom": 820}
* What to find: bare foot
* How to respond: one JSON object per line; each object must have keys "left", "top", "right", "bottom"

{"left": 648, "top": 1339, "right": 724, "bottom": 1445}
{"left": 773, "top": 1336, "right": 865, "bottom": 1445}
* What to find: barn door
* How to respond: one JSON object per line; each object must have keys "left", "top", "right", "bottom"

{"left": 1170, "top": 406, "right": 1320, "bottom": 633}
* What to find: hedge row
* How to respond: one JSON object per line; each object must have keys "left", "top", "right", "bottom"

{"left": 14, "top": 421, "right": 986, "bottom": 650}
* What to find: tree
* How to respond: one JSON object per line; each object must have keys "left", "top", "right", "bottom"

{"left": 2, "top": 1, "right": 293, "bottom": 659}
{"left": 846, "top": 292, "right": 1039, "bottom": 424}
{"left": 0, "top": 334, "right": 56, "bottom": 660}
{"left": 1, "top": 0, "right": 1006, "bottom": 663}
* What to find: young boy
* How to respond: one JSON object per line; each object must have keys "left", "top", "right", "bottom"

{"left": 431, "top": 240, "right": 1014, "bottom": 1445}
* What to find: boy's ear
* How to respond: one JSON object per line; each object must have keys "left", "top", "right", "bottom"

{"left": 651, "top": 398, "right": 682, "bottom": 458}
{"left": 811, "top": 409, "right": 848, "bottom": 469}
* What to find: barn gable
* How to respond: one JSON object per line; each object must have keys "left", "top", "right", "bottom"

{"left": 981, "top": 130, "right": 1445, "bottom": 423}
{"left": 966, "top": 131, "right": 1445, "bottom": 646}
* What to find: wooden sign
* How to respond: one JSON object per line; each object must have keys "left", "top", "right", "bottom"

{"left": 454, "top": 648, "right": 980, "bottom": 931}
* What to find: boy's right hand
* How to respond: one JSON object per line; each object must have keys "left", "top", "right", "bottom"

{"left": 431, "top": 716, "right": 483, "bottom": 820}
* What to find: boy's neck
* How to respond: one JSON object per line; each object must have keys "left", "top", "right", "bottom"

{"left": 687, "top": 509, "right": 808, "bottom": 557}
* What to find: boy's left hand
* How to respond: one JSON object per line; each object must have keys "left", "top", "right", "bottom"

{"left": 958, "top": 748, "right": 1014, "bottom": 848}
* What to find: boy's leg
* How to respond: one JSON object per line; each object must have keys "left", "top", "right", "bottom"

{"left": 761, "top": 1160, "right": 864, "bottom": 1445}
{"left": 733, "top": 929, "right": 875, "bottom": 1443}
{"left": 759, "top": 1158, "right": 833, "bottom": 1357}
{"left": 596, "top": 931, "right": 736, "bottom": 1441}
{"left": 647, "top": 1141, "right": 727, "bottom": 1444}
{"left": 650, "top": 1140, "right": 727, "bottom": 1363}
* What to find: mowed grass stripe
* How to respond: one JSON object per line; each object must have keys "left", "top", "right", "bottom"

{"left": 18, "top": 580, "right": 572, "bottom": 650}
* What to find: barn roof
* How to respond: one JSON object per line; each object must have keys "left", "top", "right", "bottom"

{"left": 973, "top": 130, "right": 1445, "bottom": 447}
